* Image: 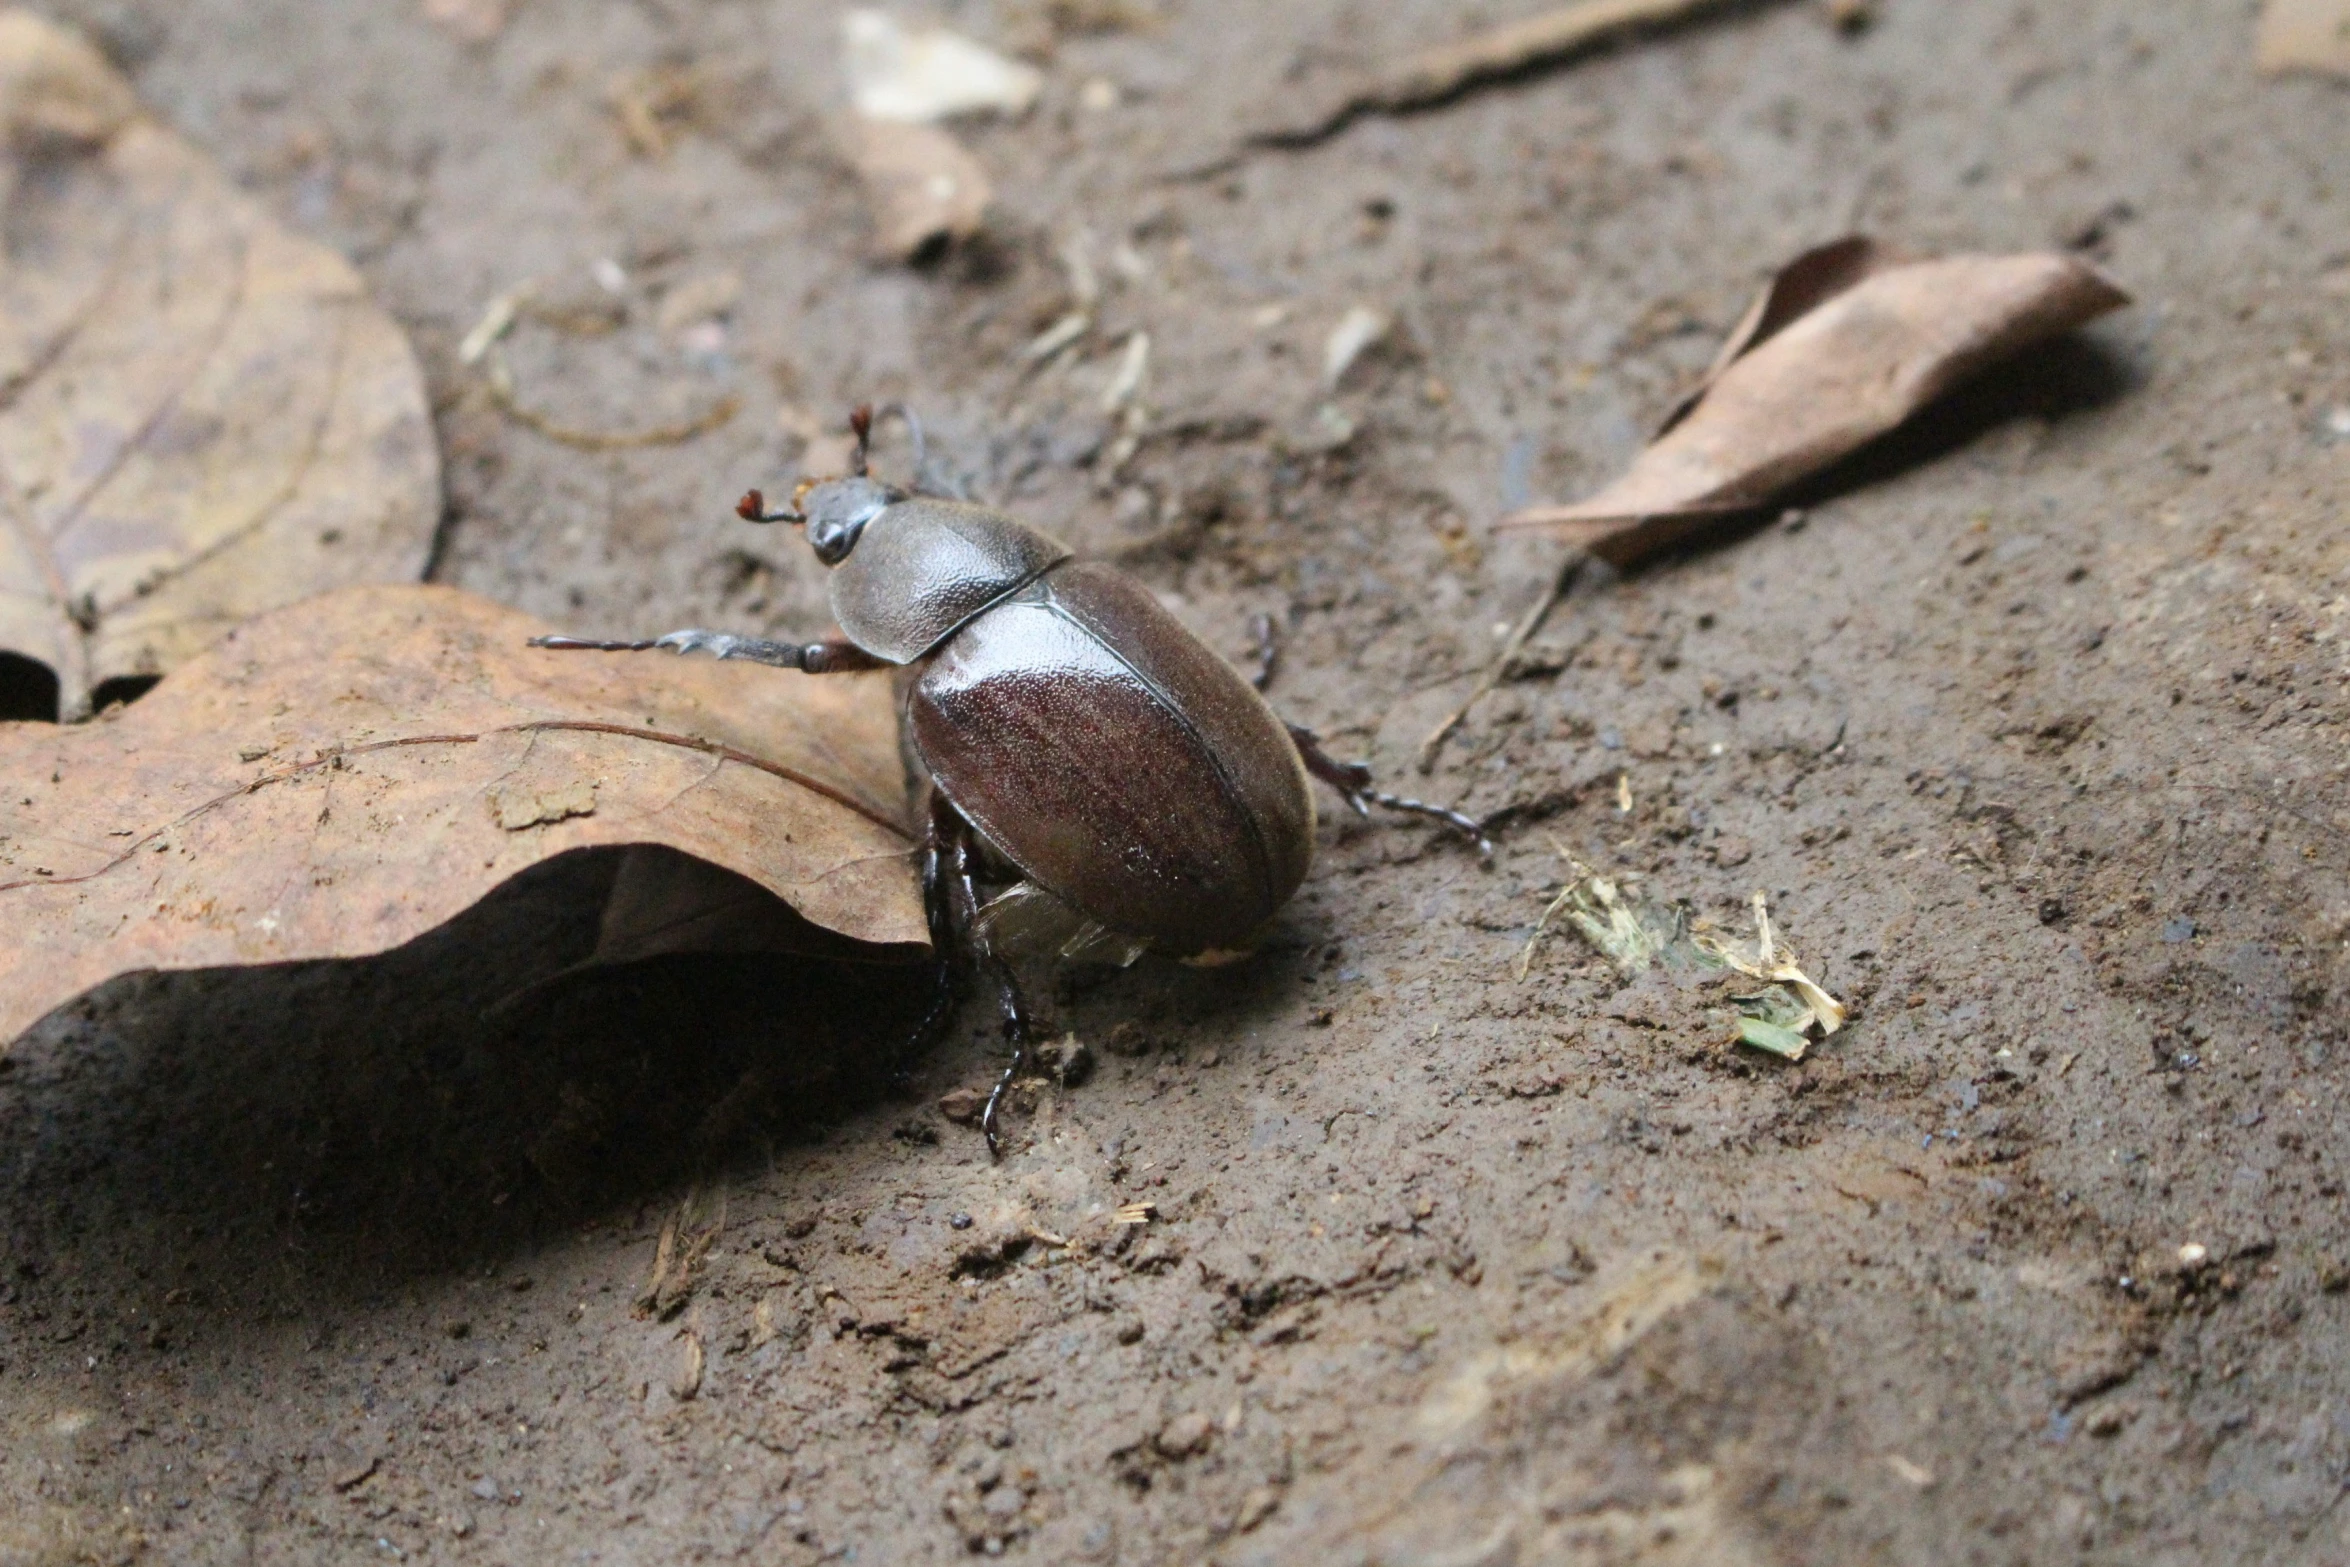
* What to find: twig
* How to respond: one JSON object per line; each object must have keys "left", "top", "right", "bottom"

{"left": 482, "top": 347, "right": 739, "bottom": 451}
{"left": 1250, "top": 0, "right": 1762, "bottom": 149}
{"left": 1416, "top": 551, "right": 1582, "bottom": 774}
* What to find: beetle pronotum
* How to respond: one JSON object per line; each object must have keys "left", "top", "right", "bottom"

{"left": 535, "top": 406, "right": 1487, "bottom": 1154}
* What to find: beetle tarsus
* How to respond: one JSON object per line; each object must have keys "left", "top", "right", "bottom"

{"left": 528, "top": 634, "right": 664, "bottom": 653}
{"left": 1285, "top": 720, "right": 1492, "bottom": 857}
{"left": 1248, "top": 612, "right": 1280, "bottom": 692}
{"left": 1357, "top": 789, "right": 1495, "bottom": 857}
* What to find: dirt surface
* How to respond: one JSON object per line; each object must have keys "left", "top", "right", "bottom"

{"left": 4, "top": 0, "right": 2349, "bottom": 1561}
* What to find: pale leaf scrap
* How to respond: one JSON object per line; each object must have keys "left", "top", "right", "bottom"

{"left": 2258, "top": 0, "right": 2350, "bottom": 77}
{"left": 0, "top": 10, "right": 438, "bottom": 720}
{"left": 422, "top": 0, "right": 511, "bottom": 44}
{"left": 0, "top": 584, "right": 926, "bottom": 1049}
{"left": 1500, "top": 241, "right": 2129, "bottom": 566}
{"left": 842, "top": 118, "right": 993, "bottom": 262}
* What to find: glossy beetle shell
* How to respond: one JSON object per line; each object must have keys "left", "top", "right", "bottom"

{"left": 827, "top": 497, "right": 1070, "bottom": 664}
{"left": 907, "top": 561, "right": 1315, "bottom": 956}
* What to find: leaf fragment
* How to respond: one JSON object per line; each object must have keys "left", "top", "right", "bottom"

{"left": 0, "top": 584, "right": 925, "bottom": 1049}
{"left": 0, "top": 10, "right": 438, "bottom": 719}
{"left": 842, "top": 118, "right": 994, "bottom": 262}
{"left": 1500, "top": 242, "right": 2129, "bottom": 565}
{"left": 421, "top": 0, "right": 512, "bottom": 44}
{"left": 2258, "top": 0, "right": 2350, "bottom": 78}
{"left": 1520, "top": 861, "right": 1845, "bottom": 1060}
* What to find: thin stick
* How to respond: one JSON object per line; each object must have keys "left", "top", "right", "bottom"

{"left": 1251, "top": 0, "right": 1758, "bottom": 149}
{"left": 1415, "top": 551, "right": 1582, "bottom": 775}
{"left": 483, "top": 348, "right": 738, "bottom": 451}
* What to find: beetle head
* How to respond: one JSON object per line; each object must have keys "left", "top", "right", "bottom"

{"left": 732, "top": 405, "right": 910, "bottom": 566}
{"left": 795, "top": 475, "right": 898, "bottom": 566}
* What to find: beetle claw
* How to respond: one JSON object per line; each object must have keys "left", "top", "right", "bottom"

{"left": 1359, "top": 788, "right": 1494, "bottom": 859}
{"left": 656, "top": 629, "right": 740, "bottom": 659}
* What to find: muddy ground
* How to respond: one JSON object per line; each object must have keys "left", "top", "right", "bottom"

{"left": 4, "top": 0, "right": 2350, "bottom": 1561}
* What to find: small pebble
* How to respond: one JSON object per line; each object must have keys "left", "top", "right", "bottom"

{"left": 1155, "top": 1411, "right": 1213, "bottom": 1460}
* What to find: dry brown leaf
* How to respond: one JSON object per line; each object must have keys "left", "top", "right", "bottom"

{"left": 2258, "top": 0, "right": 2350, "bottom": 77}
{"left": 1653, "top": 234, "right": 1905, "bottom": 436}
{"left": 1249, "top": 0, "right": 1756, "bottom": 148}
{"left": 1500, "top": 246, "right": 2129, "bottom": 564}
{"left": 0, "top": 11, "right": 437, "bottom": 720}
{"left": 0, "top": 583, "right": 926, "bottom": 1049}
{"left": 843, "top": 119, "right": 993, "bottom": 262}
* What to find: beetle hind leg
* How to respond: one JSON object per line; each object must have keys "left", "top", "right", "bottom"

{"left": 1285, "top": 721, "right": 1494, "bottom": 858}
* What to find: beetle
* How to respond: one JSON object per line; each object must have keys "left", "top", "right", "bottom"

{"left": 534, "top": 406, "right": 1486, "bottom": 1153}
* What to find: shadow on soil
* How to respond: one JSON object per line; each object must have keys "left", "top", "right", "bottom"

{"left": 0, "top": 842, "right": 1329, "bottom": 1331}
{"left": 0, "top": 849, "right": 939, "bottom": 1315}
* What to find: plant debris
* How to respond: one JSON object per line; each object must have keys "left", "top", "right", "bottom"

{"left": 459, "top": 279, "right": 742, "bottom": 450}
{"left": 1247, "top": 0, "right": 1761, "bottom": 148}
{"left": 2257, "top": 0, "right": 2350, "bottom": 77}
{"left": 0, "top": 10, "right": 438, "bottom": 720}
{"left": 842, "top": 9, "right": 1042, "bottom": 124}
{"left": 1521, "top": 860, "right": 1844, "bottom": 1060}
{"left": 1415, "top": 554, "right": 1584, "bottom": 772}
{"left": 1693, "top": 892, "right": 1847, "bottom": 1059}
{"left": 1500, "top": 240, "right": 2128, "bottom": 562}
{"left": 0, "top": 584, "right": 925, "bottom": 1048}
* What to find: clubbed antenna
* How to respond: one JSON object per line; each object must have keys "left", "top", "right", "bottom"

{"left": 848, "top": 403, "right": 874, "bottom": 477}
{"left": 735, "top": 488, "right": 803, "bottom": 524}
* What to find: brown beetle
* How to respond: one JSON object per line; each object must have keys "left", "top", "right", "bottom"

{"left": 535, "top": 407, "right": 1485, "bottom": 1151}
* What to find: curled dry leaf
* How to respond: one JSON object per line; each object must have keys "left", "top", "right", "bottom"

{"left": 1501, "top": 242, "right": 2129, "bottom": 564}
{"left": 0, "top": 11, "right": 437, "bottom": 721}
{"left": 0, "top": 583, "right": 926, "bottom": 1049}
{"left": 842, "top": 118, "right": 993, "bottom": 262}
{"left": 2258, "top": 0, "right": 2350, "bottom": 77}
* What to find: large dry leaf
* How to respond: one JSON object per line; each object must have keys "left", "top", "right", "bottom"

{"left": 0, "top": 584, "right": 926, "bottom": 1048}
{"left": 0, "top": 11, "right": 438, "bottom": 718}
{"left": 1500, "top": 246, "right": 2129, "bottom": 564}
{"left": 2258, "top": 0, "right": 2350, "bottom": 77}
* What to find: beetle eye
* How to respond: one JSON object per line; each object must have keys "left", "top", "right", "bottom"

{"left": 807, "top": 514, "right": 863, "bottom": 565}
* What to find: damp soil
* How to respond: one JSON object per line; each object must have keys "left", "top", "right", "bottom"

{"left": 4, "top": 1, "right": 2350, "bottom": 1562}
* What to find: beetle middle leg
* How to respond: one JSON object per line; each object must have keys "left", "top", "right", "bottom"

{"left": 529, "top": 630, "right": 889, "bottom": 674}
{"left": 924, "top": 792, "right": 1034, "bottom": 1158}
{"left": 1285, "top": 721, "right": 1494, "bottom": 857}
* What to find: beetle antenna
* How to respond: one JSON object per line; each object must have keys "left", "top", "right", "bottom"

{"left": 872, "top": 401, "right": 928, "bottom": 484}
{"left": 847, "top": 403, "right": 874, "bottom": 477}
{"left": 734, "top": 488, "right": 803, "bottom": 525}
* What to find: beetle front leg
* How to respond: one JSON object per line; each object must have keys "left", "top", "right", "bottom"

{"left": 529, "top": 630, "right": 889, "bottom": 673}
{"left": 1286, "top": 721, "right": 1494, "bottom": 857}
